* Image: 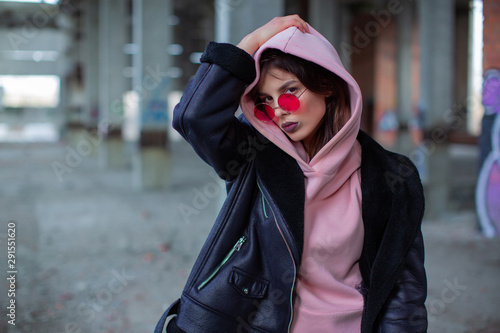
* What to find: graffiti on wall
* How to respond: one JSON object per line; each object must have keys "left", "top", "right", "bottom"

{"left": 476, "top": 68, "right": 500, "bottom": 237}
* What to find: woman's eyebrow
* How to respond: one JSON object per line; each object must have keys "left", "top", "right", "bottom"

{"left": 258, "top": 80, "right": 298, "bottom": 97}
{"left": 278, "top": 80, "right": 298, "bottom": 91}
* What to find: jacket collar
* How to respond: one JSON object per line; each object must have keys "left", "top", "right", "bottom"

{"left": 254, "top": 133, "right": 305, "bottom": 262}
{"left": 253, "top": 130, "right": 424, "bottom": 324}
{"left": 357, "top": 130, "right": 425, "bottom": 326}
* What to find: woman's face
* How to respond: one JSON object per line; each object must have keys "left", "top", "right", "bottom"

{"left": 257, "top": 68, "right": 327, "bottom": 152}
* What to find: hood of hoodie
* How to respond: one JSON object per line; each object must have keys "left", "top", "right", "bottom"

{"left": 240, "top": 26, "right": 363, "bottom": 199}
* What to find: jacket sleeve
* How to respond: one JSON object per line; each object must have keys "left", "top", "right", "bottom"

{"left": 377, "top": 229, "right": 428, "bottom": 332}
{"left": 172, "top": 42, "right": 258, "bottom": 180}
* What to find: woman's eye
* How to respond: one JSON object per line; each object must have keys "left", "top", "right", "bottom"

{"left": 285, "top": 87, "right": 298, "bottom": 94}
{"left": 262, "top": 96, "right": 273, "bottom": 104}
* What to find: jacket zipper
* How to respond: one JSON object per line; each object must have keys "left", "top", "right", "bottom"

{"left": 197, "top": 236, "right": 247, "bottom": 291}
{"left": 257, "top": 183, "right": 297, "bottom": 332}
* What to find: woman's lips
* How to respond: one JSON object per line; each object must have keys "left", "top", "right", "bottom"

{"left": 281, "top": 122, "right": 298, "bottom": 133}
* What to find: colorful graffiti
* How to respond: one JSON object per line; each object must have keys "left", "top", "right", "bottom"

{"left": 476, "top": 69, "right": 500, "bottom": 237}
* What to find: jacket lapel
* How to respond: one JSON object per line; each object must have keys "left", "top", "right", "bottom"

{"left": 252, "top": 130, "right": 424, "bottom": 330}
{"left": 254, "top": 135, "right": 305, "bottom": 261}
{"left": 357, "top": 131, "right": 425, "bottom": 327}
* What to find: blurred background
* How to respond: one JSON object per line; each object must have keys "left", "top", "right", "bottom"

{"left": 0, "top": 0, "right": 499, "bottom": 332}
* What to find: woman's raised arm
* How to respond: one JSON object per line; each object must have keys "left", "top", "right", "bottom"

{"left": 172, "top": 16, "right": 309, "bottom": 181}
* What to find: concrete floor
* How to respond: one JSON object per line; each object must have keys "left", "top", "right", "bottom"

{"left": 1, "top": 138, "right": 499, "bottom": 333}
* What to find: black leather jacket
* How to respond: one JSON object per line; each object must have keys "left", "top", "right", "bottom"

{"left": 164, "top": 42, "right": 427, "bottom": 333}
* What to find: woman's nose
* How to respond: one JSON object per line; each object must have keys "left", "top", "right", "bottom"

{"left": 274, "top": 106, "right": 289, "bottom": 118}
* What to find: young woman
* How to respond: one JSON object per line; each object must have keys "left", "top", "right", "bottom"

{"left": 156, "top": 15, "right": 427, "bottom": 333}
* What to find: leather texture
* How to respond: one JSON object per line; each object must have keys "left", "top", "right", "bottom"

{"left": 155, "top": 42, "right": 427, "bottom": 333}
{"left": 375, "top": 230, "right": 428, "bottom": 332}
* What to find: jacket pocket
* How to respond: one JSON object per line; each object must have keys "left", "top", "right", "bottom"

{"left": 229, "top": 267, "right": 269, "bottom": 298}
{"left": 197, "top": 236, "right": 246, "bottom": 290}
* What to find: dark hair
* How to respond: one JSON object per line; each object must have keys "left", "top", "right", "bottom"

{"left": 251, "top": 48, "right": 351, "bottom": 157}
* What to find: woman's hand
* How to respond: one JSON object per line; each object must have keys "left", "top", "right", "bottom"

{"left": 237, "top": 15, "right": 309, "bottom": 55}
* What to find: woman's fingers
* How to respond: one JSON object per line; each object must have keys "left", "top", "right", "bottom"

{"left": 270, "top": 15, "right": 309, "bottom": 34}
{"left": 237, "top": 15, "right": 309, "bottom": 55}
{"left": 289, "top": 14, "right": 309, "bottom": 33}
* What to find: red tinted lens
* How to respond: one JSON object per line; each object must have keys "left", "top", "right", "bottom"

{"left": 278, "top": 94, "right": 300, "bottom": 112}
{"left": 254, "top": 104, "right": 274, "bottom": 122}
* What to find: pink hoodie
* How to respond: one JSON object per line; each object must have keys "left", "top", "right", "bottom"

{"left": 240, "top": 27, "right": 364, "bottom": 331}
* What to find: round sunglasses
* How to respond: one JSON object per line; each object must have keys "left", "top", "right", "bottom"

{"left": 254, "top": 89, "right": 307, "bottom": 123}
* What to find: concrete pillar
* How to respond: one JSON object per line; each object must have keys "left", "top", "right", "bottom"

{"left": 132, "top": 0, "right": 173, "bottom": 189}
{"left": 98, "top": 0, "right": 129, "bottom": 169}
{"left": 215, "top": 0, "right": 284, "bottom": 44}
{"left": 394, "top": 0, "right": 414, "bottom": 155}
{"left": 418, "top": 0, "right": 455, "bottom": 218}
{"left": 308, "top": 0, "right": 341, "bottom": 46}
{"left": 67, "top": 0, "right": 100, "bottom": 157}
{"left": 373, "top": 16, "right": 398, "bottom": 148}
{"left": 338, "top": 4, "right": 353, "bottom": 71}
{"left": 59, "top": 6, "right": 82, "bottom": 146}
{"left": 397, "top": 2, "right": 413, "bottom": 126}
{"left": 467, "top": 0, "right": 484, "bottom": 136}
{"left": 83, "top": 0, "right": 99, "bottom": 127}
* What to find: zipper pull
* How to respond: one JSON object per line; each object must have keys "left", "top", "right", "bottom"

{"left": 197, "top": 236, "right": 247, "bottom": 291}
{"left": 234, "top": 236, "right": 246, "bottom": 251}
